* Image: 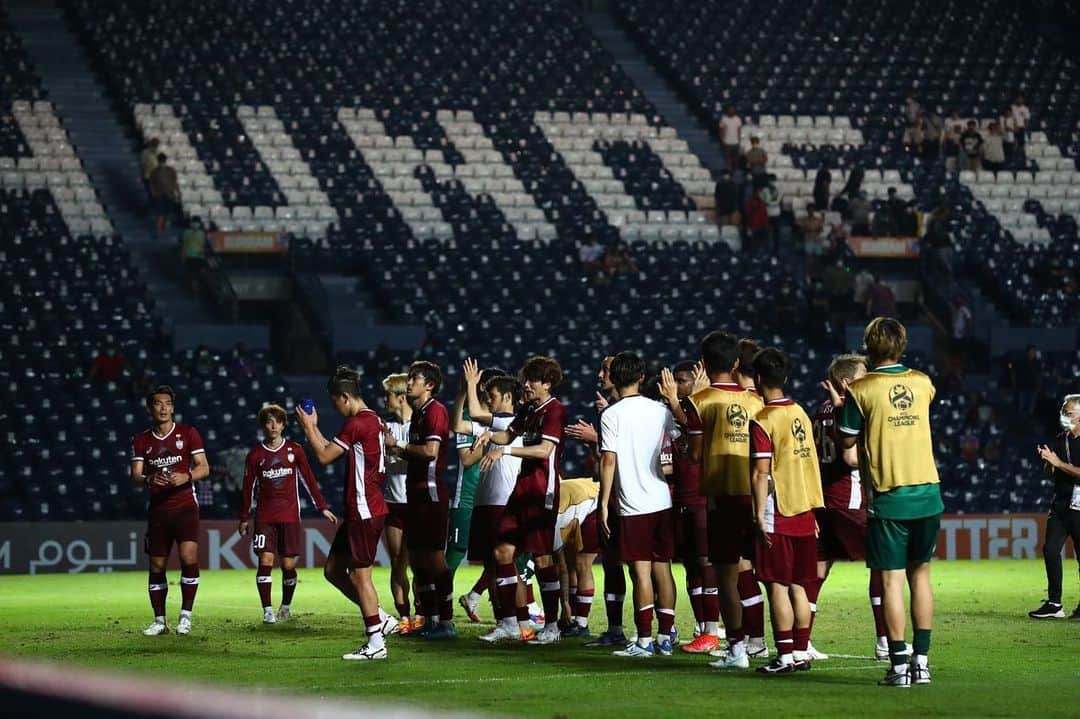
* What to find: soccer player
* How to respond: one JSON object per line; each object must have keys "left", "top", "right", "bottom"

{"left": 747, "top": 347, "right": 824, "bottom": 674}
{"left": 381, "top": 373, "right": 414, "bottom": 633}
{"left": 131, "top": 385, "right": 210, "bottom": 636}
{"left": 239, "top": 403, "right": 337, "bottom": 624}
{"left": 599, "top": 352, "right": 678, "bottom": 657}
{"left": 481, "top": 355, "right": 566, "bottom": 644}
{"left": 295, "top": 365, "right": 391, "bottom": 660}
{"left": 811, "top": 355, "right": 889, "bottom": 659}
{"left": 384, "top": 360, "right": 455, "bottom": 639}
{"left": 554, "top": 476, "right": 601, "bottom": 638}
{"left": 681, "top": 330, "right": 763, "bottom": 668}
{"left": 838, "top": 318, "right": 944, "bottom": 686}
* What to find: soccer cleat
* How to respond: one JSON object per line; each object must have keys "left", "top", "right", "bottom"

{"left": 756, "top": 658, "right": 797, "bottom": 674}
{"left": 263, "top": 609, "right": 277, "bottom": 624}
{"left": 709, "top": 651, "right": 750, "bottom": 670}
{"left": 276, "top": 606, "right": 291, "bottom": 623}
{"left": 528, "top": 625, "right": 561, "bottom": 645}
{"left": 806, "top": 642, "right": 828, "bottom": 660}
{"left": 380, "top": 615, "right": 401, "bottom": 636}
{"left": 411, "top": 616, "right": 426, "bottom": 632}
{"left": 142, "top": 620, "right": 168, "bottom": 636}
{"left": 176, "top": 616, "right": 192, "bottom": 635}
{"left": 342, "top": 644, "right": 388, "bottom": 661}
{"left": 656, "top": 636, "right": 674, "bottom": 656}
{"left": 668, "top": 627, "right": 679, "bottom": 647}
{"left": 561, "top": 623, "right": 591, "bottom": 639}
{"left": 584, "top": 629, "right": 627, "bottom": 648}
{"left": 479, "top": 623, "right": 522, "bottom": 643}
{"left": 693, "top": 622, "right": 704, "bottom": 639}
{"left": 910, "top": 661, "right": 931, "bottom": 685}
{"left": 681, "top": 633, "right": 720, "bottom": 654}
{"left": 458, "top": 594, "right": 481, "bottom": 623}
{"left": 423, "top": 621, "right": 458, "bottom": 641}
{"left": 397, "top": 618, "right": 413, "bottom": 635}
{"left": 1028, "top": 600, "right": 1065, "bottom": 619}
{"left": 746, "top": 637, "right": 770, "bottom": 659}
{"left": 875, "top": 638, "right": 890, "bottom": 661}
{"left": 527, "top": 602, "right": 545, "bottom": 627}
{"left": 518, "top": 627, "right": 537, "bottom": 642}
{"left": 613, "top": 641, "right": 655, "bottom": 658}
{"left": 879, "top": 666, "right": 912, "bottom": 687}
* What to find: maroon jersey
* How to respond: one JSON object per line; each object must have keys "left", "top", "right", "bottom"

{"left": 405, "top": 398, "right": 450, "bottom": 505}
{"left": 131, "top": 423, "right": 205, "bottom": 511}
{"left": 240, "top": 439, "right": 327, "bottom": 523}
{"left": 331, "top": 409, "right": 388, "bottom": 521}
{"left": 509, "top": 396, "right": 565, "bottom": 510}
{"left": 811, "top": 399, "right": 864, "bottom": 510}
{"left": 671, "top": 419, "right": 704, "bottom": 506}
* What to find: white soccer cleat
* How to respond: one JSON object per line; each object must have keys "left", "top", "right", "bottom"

{"left": 263, "top": 609, "right": 277, "bottom": 624}
{"left": 479, "top": 623, "right": 521, "bottom": 643}
{"left": 910, "top": 660, "right": 931, "bottom": 685}
{"left": 709, "top": 651, "right": 750, "bottom": 670}
{"left": 612, "top": 641, "right": 655, "bottom": 658}
{"left": 342, "top": 645, "right": 388, "bottom": 661}
{"left": 746, "top": 637, "right": 770, "bottom": 659}
{"left": 875, "top": 637, "right": 890, "bottom": 661}
{"left": 277, "top": 606, "right": 292, "bottom": 622}
{"left": 142, "top": 620, "right": 168, "bottom": 636}
{"left": 380, "top": 615, "right": 401, "bottom": 636}
{"left": 527, "top": 625, "right": 562, "bottom": 645}
{"left": 176, "top": 616, "right": 192, "bottom": 635}
{"left": 806, "top": 642, "right": 828, "bottom": 660}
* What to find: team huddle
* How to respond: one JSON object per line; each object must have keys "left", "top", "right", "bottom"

{"left": 130, "top": 317, "right": 943, "bottom": 686}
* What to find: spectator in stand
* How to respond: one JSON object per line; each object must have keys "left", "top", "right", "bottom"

{"left": 865, "top": 274, "right": 897, "bottom": 319}
{"left": 922, "top": 112, "right": 943, "bottom": 160}
{"left": 1009, "top": 345, "right": 1043, "bottom": 417}
{"left": 745, "top": 136, "right": 768, "bottom": 177}
{"left": 821, "top": 257, "right": 855, "bottom": 341}
{"left": 813, "top": 166, "right": 832, "bottom": 213}
{"left": 1010, "top": 93, "right": 1031, "bottom": 161}
{"left": 601, "top": 240, "right": 638, "bottom": 277}
{"left": 140, "top": 137, "right": 160, "bottom": 199}
{"left": 1001, "top": 105, "right": 1017, "bottom": 161}
{"left": 959, "top": 121, "right": 984, "bottom": 172}
{"left": 942, "top": 113, "right": 964, "bottom": 173}
{"left": 714, "top": 170, "right": 740, "bottom": 226}
{"left": 924, "top": 207, "right": 954, "bottom": 276}
{"left": 192, "top": 345, "right": 218, "bottom": 377}
{"left": 903, "top": 91, "right": 922, "bottom": 126}
{"left": 149, "top": 153, "right": 181, "bottom": 238}
{"left": 744, "top": 185, "right": 770, "bottom": 254}
{"left": 719, "top": 104, "right": 743, "bottom": 171}
{"left": 798, "top": 203, "right": 826, "bottom": 257}
{"left": 579, "top": 235, "right": 605, "bottom": 274}
{"left": 902, "top": 113, "right": 925, "bottom": 156}
{"left": 88, "top": 345, "right": 130, "bottom": 382}
{"left": 761, "top": 175, "right": 783, "bottom": 253}
{"left": 982, "top": 122, "right": 1006, "bottom": 173}
{"left": 181, "top": 216, "right": 208, "bottom": 296}
{"left": 950, "top": 296, "right": 974, "bottom": 368}
{"left": 848, "top": 191, "right": 871, "bottom": 235}
{"left": 837, "top": 164, "right": 865, "bottom": 201}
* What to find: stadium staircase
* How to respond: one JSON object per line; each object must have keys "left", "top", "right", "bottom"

{"left": 5, "top": 0, "right": 220, "bottom": 334}
{"left": 583, "top": 10, "right": 725, "bottom": 174}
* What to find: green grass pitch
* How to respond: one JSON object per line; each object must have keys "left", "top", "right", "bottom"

{"left": 2, "top": 561, "right": 1077, "bottom": 718}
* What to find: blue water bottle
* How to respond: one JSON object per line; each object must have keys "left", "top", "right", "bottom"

{"left": 301, "top": 398, "right": 315, "bottom": 415}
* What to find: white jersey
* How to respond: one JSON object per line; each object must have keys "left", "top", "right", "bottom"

{"left": 600, "top": 394, "right": 674, "bottom": 517}
{"left": 383, "top": 419, "right": 409, "bottom": 504}
{"left": 466, "top": 413, "right": 523, "bottom": 507}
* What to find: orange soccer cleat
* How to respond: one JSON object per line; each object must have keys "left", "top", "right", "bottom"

{"left": 518, "top": 627, "right": 537, "bottom": 642}
{"left": 680, "top": 633, "right": 720, "bottom": 653}
{"left": 397, "top": 618, "right": 413, "bottom": 635}
{"left": 411, "top": 616, "right": 426, "bottom": 632}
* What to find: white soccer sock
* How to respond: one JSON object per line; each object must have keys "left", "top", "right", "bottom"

{"left": 179, "top": 610, "right": 192, "bottom": 620}
{"left": 704, "top": 621, "right": 720, "bottom": 636}
{"left": 779, "top": 652, "right": 794, "bottom": 665}
{"left": 729, "top": 639, "right": 746, "bottom": 658}
{"left": 367, "top": 628, "right": 385, "bottom": 651}
{"left": 637, "top": 636, "right": 654, "bottom": 648}
{"left": 466, "top": 591, "right": 481, "bottom": 603}
{"left": 575, "top": 616, "right": 588, "bottom": 628}
{"left": 792, "top": 650, "right": 808, "bottom": 663}
{"left": 913, "top": 653, "right": 928, "bottom": 668}
{"left": 280, "top": 604, "right": 290, "bottom": 610}
{"left": 154, "top": 615, "right": 166, "bottom": 624}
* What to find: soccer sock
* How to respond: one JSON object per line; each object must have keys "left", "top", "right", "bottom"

{"left": 869, "top": 570, "right": 887, "bottom": 639}
{"left": 737, "top": 570, "right": 765, "bottom": 640}
{"left": 793, "top": 626, "right": 811, "bottom": 653}
{"left": 657, "top": 607, "right": 676, "bottom": 638}
{"left": 180, "top": 563, "right": 200, "bottom": 612}
{"left": 804, "top": 576, "right": 823, "bottom": 635}
{"left": 727, "top": 625, "right": 745, "bottom": 656}
{"left": 537, "top": 565, "right": 561, "bottom": 628}
{"left": 573, "top": 588, "right": 594, "bottom": 627}
{"left": 281, "top": 568, "right": 297, "bottom": 607}
{"left": 889, "top": 639, "right": 909, "bottom": 670}
{"left": 635, "top": 603, "right": 655, "bottom": 643}
{"left": 364, "top": 614, "right": 385, "bottom": 651}
{"left": 256, "top": 565, "right": 273, "bottom": 610}
{"left": 913, "top": 628, "right": 931, "bottom": 658}
{"left": 445, "top": 545, "right": 466, "bottom": 577}
{"left": 148, "top": 571, "right": 167, "bottom": 620}
{"left": 495, "top": 563, "right": 524, "bottom": 625}
{"left": 701, "top": 564, "right": 720, "bottom": 632}
{"left": 689, "top": 576, "right": 705, "bottom": 624}
{"left": 435, "top": 569, "right": 454, "bottom": 622}
{"left": 395, "top": 601, "right": 410, "bottom": 619}
{"left": 471, "top": 568, "right": 490, "bottom": 596}
{"left": 774, "top": 628, "right": 794, "bottom": 662}
{"left": 604, "top": 592, "right": 625, "bottom": 632}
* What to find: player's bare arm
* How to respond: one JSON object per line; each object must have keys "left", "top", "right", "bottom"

{"left": 565, "top": 419, "right": 598, "bottom": 445}
{"left": 459, "top": 434, "right": 490, "bottom": 468}
{"left": 478, "top": 437, "right": 554, "bottom": 473}
{"left": 598, "top": 450, "right": 616, "bottom": 540}
{"left": 462, "top": 357, "right": 494, "bottom": 426}
{"left": 294, "top": 406, "right": 345, "bottom": 465}
{"left": 658, "top": 368, "right": 689, "bottom": 425}
{"left": 751, "top": 456, "right": 772, "bottom": 548}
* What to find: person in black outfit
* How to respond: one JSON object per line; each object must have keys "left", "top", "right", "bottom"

{"left": 1029, "top": 395, "right": 1080, "bottom": 620}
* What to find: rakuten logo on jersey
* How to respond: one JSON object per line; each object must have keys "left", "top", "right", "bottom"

{"left": 261, "top": 466, "right": 294, "bottom": 480}
{"left": 149, "top": 456, "right": 183, "bottom": 470}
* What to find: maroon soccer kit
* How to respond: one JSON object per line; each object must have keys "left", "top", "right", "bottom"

{"left": 812, "top": 399, "right": 868, "bottom": 561}
{"left": 498, "top": 396, "right": 565, "bottom": 555}
{"left": 328, "top": 409, "right": 388, "bottom": 568}
{"left": 241, "top": 439, "right": 328, "bottom": 556}
{"left": 131, "top": 423, "right": 205, "bottom": 556}
{"left": 403, "top": 398, "right": 450, "bottom": 552}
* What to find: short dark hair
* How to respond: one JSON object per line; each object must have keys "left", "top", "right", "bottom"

{"left": 257, "top": 403, "right": 287, "bottom": 426}
{"left": 520, "top": 356, "right": 562, "bottom": 390}
{"left": 145, "top": 384, "right": 175, "bottom": 409}
{"left": 609, "top": 351, "right": 645, "bottom": 390}
{"left": 672, "top": 360, "right": 696, "bottom": 376}
{"left": 700, "top": 330, "right": 740, "bottom": 375}
{"left": 408, "top": 360, "right": 443, "bottom": 394}
{"left": 640, "top": 373, "right": 663, "bottom": 402}
{"left": 484, "top": 375, "right": 521, "bottom": 405}
{"left": 327, "top": 365, "right": 361, "bottom": 398}
{"left": 736, "top": 338, "right": 761, "bottom": 376}
{"left": 479, "top": 367, "right": 506, "bottom": 387}
{"left": 157, "top": 152, "right": 167, "bottom": 163}
{"left": 752, "top": 347, "right": 790, "bottom": 390}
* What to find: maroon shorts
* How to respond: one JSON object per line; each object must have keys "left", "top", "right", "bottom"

{"left": 617, "top": 508, "right": 675, "bottom": 563}
{"left": 468, "top": 504, "right": 505, "bottom": 561}
{"left": 384, "top": 502, "right": 408, "bottom": 531}
{"left": 675, "top": 502, "right": 709, "bottom": 563}
{"left": 405, "top": 502, "right": 449, "bottom": 553}
{"left": 755, "top": 533, "right": 818, "bottom": 586}
{"left": 330, "top": 515, "right": 386, "bottom": 569}
{"left": 253, "top": 521, "right": 302, "bottom": 557}
{"left": 498, "top": 493, "right": 556, "bottom": 556}
{"left": 815, "top": 507, "right": 868, "bottom": 561}
{"left": 708, "top": 495, "right": 754, "bottom": 565}
{"left": 145, "top": 504, "right": 200, "bottom": 557}
{"left": 579, "top": 509, "right": 601, "bottom": 555}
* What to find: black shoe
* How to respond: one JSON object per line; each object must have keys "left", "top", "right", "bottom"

{"left": 793, "top": 659, "right": 812, "bottom": 672}
{"left": 756, "top": 658, "right": 797, "bottom": 674}
{"left": 1028, "top": 600, "right": 1065, "bottom": 619}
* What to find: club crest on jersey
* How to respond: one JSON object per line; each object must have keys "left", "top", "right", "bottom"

{"left": 175, "top": 437, "right": 184, "bottom": 450}
{"left": 726, "top": 404, "right": 748, "bottom": 429}
{"left": 889, "top": 385, "right": 914, "bottom": 412}
{"left": 791, "top": 417, "right": 807, "bottom": 443}
{"left": 287, "top": 451, "right": 295, "bottom": 463}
